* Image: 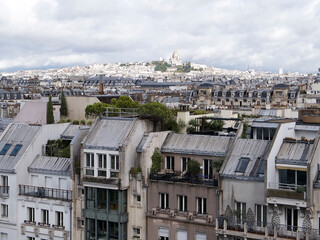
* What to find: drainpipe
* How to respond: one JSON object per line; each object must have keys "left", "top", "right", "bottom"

{"left": 69, "top": 202, "right": 72, "bottom": 240}
{"left": 145, "top": 183, "right": 149, "bottom": 240}
{"left": 216, "top": 190, "right": 220, "bottom": 216}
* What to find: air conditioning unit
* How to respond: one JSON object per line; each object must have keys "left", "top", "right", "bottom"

{"left": 170, "top": 209, "right": 175, "bottom": 218}
{"left": 207, "top": 215, "right": 213, "bottom": 223}
{"left": 152, "top": 208, "right": 157, "bottom": 215}
{"left": 21, "top": 225, "right": 25, "bottom": 235}
{"left": 188, "top": 212, "right": 194, "bottom": 220}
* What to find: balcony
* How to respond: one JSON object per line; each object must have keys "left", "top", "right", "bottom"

{"left": 149, "top": 173, "right": 218, "bottom": 187}
{"left": 267, "top": 182, "right": 306, "bottom": 200}
{"left": 19, "top": 185, "right": 72, "bottom": 201}
{"left": 216, "top": 216, "right": 320, "bottom": 240}
{"left": 0, "top": 186, "right": 9, "bottom": 198}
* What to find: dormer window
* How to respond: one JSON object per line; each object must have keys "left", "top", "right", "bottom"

{"left": 0, "top": 144, "right": 11, "bottom": 155}
{"left": 10, "top": 144, "right": 22, "bottom": 156}
{"left": 235, "top": 157, "right": 250, "bottom": 173}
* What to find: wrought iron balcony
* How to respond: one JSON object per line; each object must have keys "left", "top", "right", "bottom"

{"left": 216, "top": 216, "right": 320, "bottom": 239}
{"left": 149, "top": 173, "right": 218, "bottom": 186}
{"left": 0, "top": 186, "right": 9, "bottom": 197}
{"left": 19, "top": 185, "right": 72, "bottom": 201}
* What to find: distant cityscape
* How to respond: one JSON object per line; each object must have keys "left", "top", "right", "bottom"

{"left": 1, "top": 50, "right": 320, "bottom": 240}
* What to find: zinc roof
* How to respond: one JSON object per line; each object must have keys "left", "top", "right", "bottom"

{"left": 61, "top": 124, "right": 89, "bottom": 140}
{"left": 222, "top": 139, "right": 270, "bottom": 177}
{"left": 161, "top": 133, "right": 233, "bottom": 157}
{"left": 28, "top": 155, "right": 70, "bottom": 176}
{"left": 276, "top": 140, "right": 314, "bottom": 165}
{"left": 0, "top": 124, "right": 41, "bottom": 172}
{"left": 84, "top": 118, "right": 136, "bottom": 150}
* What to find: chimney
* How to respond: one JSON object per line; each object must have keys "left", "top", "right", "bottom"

{"left": 99, "top": 83, "right": 104, "bottom": 94}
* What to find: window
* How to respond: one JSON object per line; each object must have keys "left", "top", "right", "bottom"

{"left": 195, "top": 233, "right": 207, "bottom": 240}
{"left": 109, "top": 222, "right": 119, "bottom": 239}
{"left": 110, "top": 155, "right": 119, "bottom": 178}
{"left": 203, "top": 159, "right": 212, "bottom": 179}
{"left": 235, "top": 158, "right": 250, "bottom": 173}
{"left": 279, "top": 169, "right": 306, "bottom": 190}
{"left": 27, "top": 207, "right": 35, "bottom": 222}
{"left": 10, "top": 144, "right": 22, "bottom": 156}
{"left": 97, "top": 189, "right": 107, "bottom": 209}
{"left": 177, "top": 195, "right": 187, "bottom": 212}
{"left": 85, "top": 153, "right": 94, "bottom": 176}
{"left": 1, "top": 176, "right": 8, "bottom": 195}
{"left": 181, "top": 157, "right": 190, "bottom": 172}
{"left": 159, "top": 227, "right": 169, "bottom": 240}
{"left": 256, "top": 204, "right": 267, "bottom": 227}
{"left": 166, "top": 156, "right": 175, "bottom": 171}
{"left": 41, "top": 209, "right": 49, "bottom": 224}
{"left": 1, "top": 204, "right": 8, "bottom": 218}
{"left": 0, "top": 233, "right": 8, "bottom": 240}
{"left": 27, "top": 237, "right": 35, "bottom": 240}
{"left": 159, "top": 193, "right": 169, "bottom": 209}
{"left": 235, "top": 201, "right": 246, "bottom": 224}
{"left": 133, "top": 228, "right": 141, "bottom": 238}
{"left": 196, "top": 197, "right": 206, "bottom": 214}
{"left": 135, "top": 195, "right": 141, "bottom": 203}
{"left": 86, "top": 218, "right": 95, "bottom": 240}
{"left": 286, "top": 208, "right": 298, "bottom": 232}
{"left": 257, "top": 160, "right": 265, "bottom": 175}
{"left": 98, "top": 154, "right": 107, "bottom": 177}
{"left": 0, "top": 144, "right": 11, "bottom": 155}
{"left": 109, "top": 190, "right": 119, "bottom": 211}
{"left": 177, "top": 230, "right": 187, "bottom": 240}
{"left": 97, "top": 220, "right": 107, "bottom": 239}
{"left": 55, "top": 211, "right": 63, "bottom": 227}
{"left": 86, "top": 187, "right": 96, "bottom": 209}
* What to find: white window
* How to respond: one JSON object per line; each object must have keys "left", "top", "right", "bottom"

{"left": 235, "top": 201, "right": 246, "bottom": 224}
{"left": 27, "top": 207, "right": 35, "bottom": 222}
{"left": 196, "top": 197, "right": 206, "bottom": 214}
{"left": 98, "top": 154, "right": 107, "bottom": 177}
{"left": 181, "top": 157, "right": 190, "bottom": 172}
{"left": 159, "top": 227, "right": 169, "bottom": 240}
{"left": 196, "top": 233, "right": 207, "bottom": 240}
{"left": 1, "top": 204, "right": 8, "bottom": 218}
{"left": 85, "top": 153, "right": 94, "bottom": 176}
{"left": 159, "top": 193, "right": 169, "bottom": 209}
{"left": 133, "top": 228, "right": 141, "bottom": 238}
{"left": 27, "top": 237, "right": 35, "bottom": 240}
{"left": 177, "top": 230, "right": 187, "bottom": 240}
{"left": 110, "top": 155, "right": 119, "bottom": 178}
{"left": 166, "top": 156, "right": 174, "bottom": 171}
{"left": 1, "top": 176, "right": 8, "bottom": 195}
{"left": 41, "top": 209, "right": 49, "bottom": 224}
{"left": 0, "top": 233, "right": 8, "bottom": 240}
{"left": 56, "top": 211, "right": 63, "bottom": 227}
{"left": 256, "top": 204, "right": 267, "bottom": 227}
{"left": 177, "top": 195, "right": 187, "bottom": 212}
{"left": 45, "top": 176, "right": 52, "bottom": 188}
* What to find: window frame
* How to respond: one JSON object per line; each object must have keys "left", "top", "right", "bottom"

{"left": 0, "top": 144, "right": 11, "bottom": 155}
{"left": 1, "top": 204, "right": 8, "bottom": 218}
{"left": 196, "top": 197, "right": 207, "bottom": 215}
{"left": 177, "top": 195, "right": 187, "bottom": 212}
{"left": 235, "top": 157, "right": 250, "bottom": 173}
{"left": 159, "top": 193, "right": 169, "bottom": 210}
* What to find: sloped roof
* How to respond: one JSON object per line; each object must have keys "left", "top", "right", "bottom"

{"left": 84, "top": 118, "right": 136, "bottom": 150}
{"left": 276, "top": 140, "right": 314, "bottom": 165}
{"left": 14, "top": 101, "right": 47, "bottom": 125}
{"left": 28, "top": 155, "right": 70, "bottom": 176}
{"left": 222, "top": 139, "right": 270, "bottom": 178}
{"left": 0, "top": 124, "right": 41, "bottom": 172}
{"left": 60, "top": 124, "right": 90, "bottom": 140}
{"left": 161, "top": 133, "right": 233, "bottom": 157}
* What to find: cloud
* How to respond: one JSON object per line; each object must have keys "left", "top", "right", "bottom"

{"left": 0, "top": 0, "right": 319, "bottom": 73}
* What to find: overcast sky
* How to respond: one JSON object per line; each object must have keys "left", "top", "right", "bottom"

{"left": 0, "top": 0, "right": 319, "bottom": 73}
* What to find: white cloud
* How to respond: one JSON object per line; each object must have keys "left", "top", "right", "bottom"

{"left": 0, "top": 0, "right": 319, "bottom": 73}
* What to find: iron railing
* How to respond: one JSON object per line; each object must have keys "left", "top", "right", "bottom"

{"left": 0, "top": 186, "right": 9, "bottom": 197}
{"left": 268, "top": 182, "right": 306, "bottom": 191}
{"left": 149, "top": 173, "right": 218, "bottom": 186}
{"left": 19, "top": 185, "right": 72, "bottom": 201}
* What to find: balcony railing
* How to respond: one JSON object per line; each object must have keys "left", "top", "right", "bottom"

{"left": 19, "top": 185, "right": 72, "bottom": 201}
{"left": 268, "top": 182, "right": 306, "bottom": 200}
{"left": 0, "top": 186, "right": 9, "bottom": 197}
{"left": 149, "top": 173, "right": 218, "bottom": 186}
{"left": 216, "top": 216, "right": 320, "bottom": 239}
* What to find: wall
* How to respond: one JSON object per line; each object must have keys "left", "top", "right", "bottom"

{"left": 65, "top": 96, "right": 99, "bottom": 121}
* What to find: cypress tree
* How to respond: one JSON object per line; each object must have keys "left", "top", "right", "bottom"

{"left": 60, "top": 91, "right": 68, "bottom": 117}
{"left": 47, "top": 94, "right": 54, "bottom": 124}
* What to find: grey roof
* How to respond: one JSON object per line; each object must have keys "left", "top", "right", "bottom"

{"left": 222, "top": 139, "right": 270, "bottom": 178}
{"left": 84, "top": 118, "right": 136, "bottom": 150}
{"left": 14, "top": 101, "right": 47, "bottom": 125}
{"left": 61, "top": 124, "right": 89, "bottom": 140}
{"left": 28, "top": 155, "right": 70, "bottom": 176}
{"left": 136, "top": 135, "right": 148, "bottom": 153}
{"left": 251, "top": 121, "right": 279, "bottom": 129}
{"left": 295, "top": 124, "right": 320, "bottom": 132}
{"left": 161, "top": 133, "right": 233, "bottom": 157}
{"left": 259, "top": 109, "right": 278, "bottom": 117}
{"left": 0, "top": 124, "right": 41, "bottom": 173}
{"left": 276, "top": 140, "right": 314, "bottom": 166}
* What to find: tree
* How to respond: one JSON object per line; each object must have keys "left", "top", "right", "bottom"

{"left": 151, "top": 148, "right": 162, "bottom": 174}
{"left": 140, "top": 102, "right": 174, "bottom": 131}
{"left": 85, "top": 102, "right": 110, "bottom": 118}
{"left": 206, "top": 119, "right": 224, "bottom": 131}
{"left": 187, "top": 119, "right": 199, "bottom": 134}
{"left": 47, "top": 94, "right": 54, "bottom": 124}
{"left": 60, "top": 91, "right": 68, "bottom": 118}
{"left": 110, "top": 96, "right": 140, "bottom": 109}
{"left": 187, "top": 159, "right": 200, "bottom": 176}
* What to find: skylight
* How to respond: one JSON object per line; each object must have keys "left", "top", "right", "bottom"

{"left": 257, "top": 160, "right": 265, "bottom": 175}
{"left": 10, "top": 144, "right": 22, "bottom": 156}
{"left": 0, "top": 144, "right": 11, "bottom": 155}
{"left": 235, "top": 157, "right": 250, "bottom": 173}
